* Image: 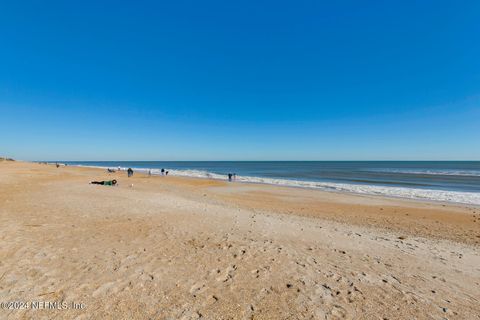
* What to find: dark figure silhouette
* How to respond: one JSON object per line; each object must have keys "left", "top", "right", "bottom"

{"left": 91, "top": 179, "right": 117, "bottom": 186}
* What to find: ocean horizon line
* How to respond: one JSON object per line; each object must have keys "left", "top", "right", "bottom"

{"left": 38, "top": 159, "right": 480, "bottom": 163}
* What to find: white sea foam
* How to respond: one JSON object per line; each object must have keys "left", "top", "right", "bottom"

{"left": 233, "top": 175, "right": 480, "bottom": 205}
{"left": 366, "top": 168, "right": 480, "bottom": 177}
{"left": 76, "top": 165, "right": 480, "bottom": 205}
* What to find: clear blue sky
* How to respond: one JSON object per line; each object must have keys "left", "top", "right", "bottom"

{"left": 1, "top": 0, "right": 479, "bottom": 161}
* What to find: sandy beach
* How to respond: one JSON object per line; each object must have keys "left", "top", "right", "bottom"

{"left": 0, "top": 161, "right": 479, "bottom": 319}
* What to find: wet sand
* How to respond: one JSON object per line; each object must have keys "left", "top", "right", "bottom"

{"left": 0, "top": 161, "right": 479, "bottom": 319}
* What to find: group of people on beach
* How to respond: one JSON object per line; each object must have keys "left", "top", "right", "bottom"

{"left": 106, "top": 167, "right": 135, "bottom": 177}
{"left": 92, "top": 166, "right": 237, "bottom": 186}
{"left": 90, "top": 167, "right": 134, "bottom": 186}
{"left": 92, "top": 167, "right": 172, "bottom": 186}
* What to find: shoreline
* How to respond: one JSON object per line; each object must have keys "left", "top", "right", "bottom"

{"left": 50, "top": 162, "right": 480, "bottom": 207}
{"left": 19, "top": 161, "right": 480, "bottom": 245}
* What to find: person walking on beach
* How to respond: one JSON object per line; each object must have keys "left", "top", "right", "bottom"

{"left": 161, "top": 168, "right": 165, "bottom": 176}
{"left": 228, "top": 173, "right": 233, "bottom": 182}
{"left": 127, "top": 168, "right": 134, "bottom": 177}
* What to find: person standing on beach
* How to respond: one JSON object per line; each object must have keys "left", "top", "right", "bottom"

{"left": 161, "top": 168, "right": 165, "bottom": 176}
{"left": 228, "top": 173, "right": 232, "bottom": 182}
{"left": 127, "top": 168, "right": 134, "bottom": 177}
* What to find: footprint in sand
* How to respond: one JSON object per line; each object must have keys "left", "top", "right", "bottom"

{"left": 216, "top": 265, "right": 237, "bottom": 282}
{"left": 189, "top": 282, "right": 207, "bottom": 297}
{"left": 204, "top": 294, "right": 219, "bottom": 306}
{"left": 250, "top": 269, "right": 260, "bottom": 278}
{"left": 243, "top": 304, "right": 255, "bottom": 320}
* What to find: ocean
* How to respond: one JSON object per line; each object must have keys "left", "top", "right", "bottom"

{"left": 60, "top": 161, "right": 480, "bottom": 205}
